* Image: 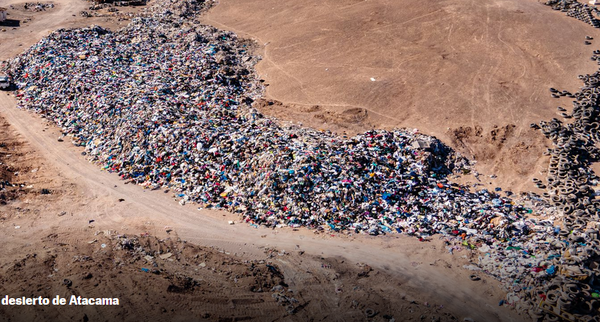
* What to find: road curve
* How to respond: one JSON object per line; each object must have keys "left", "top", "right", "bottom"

{"left": 0, "top": 89, "right": 524, "bottom": 322}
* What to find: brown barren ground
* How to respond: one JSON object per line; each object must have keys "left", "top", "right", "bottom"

{"left": 0, "top": 0, "right": 140, "bottom": 61}
{"left": 0, "top": 82, "right": 523, "bottom": 321}
{"left": 203, "top": 0, "right": 600, "bottom": 192}
{"left": 0, "top": 0, "right": 584, "bottom": 321}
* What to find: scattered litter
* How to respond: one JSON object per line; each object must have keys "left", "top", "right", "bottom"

{"left": 159, "top": 252, "right": 172, "bottom": 259}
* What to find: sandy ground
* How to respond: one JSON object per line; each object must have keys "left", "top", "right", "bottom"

{"left": 202, "top": 0, "right": 600, "bottom": 194}
{"left": 0, "top": 0, "right": 139, "bottom": 61}
{"left": 0, "top": 92, "right": 525, "bottom": 321}
{"left": 0, "top": 0, "right": 565, "bottom": 321}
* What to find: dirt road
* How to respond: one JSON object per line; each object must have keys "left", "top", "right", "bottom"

{"left": 0, "top": 0, "right": 532, "bottom": 320}
{"left": 0, "top": 0, "right": 135, "bottom": 61}
{"left": 0, "top": 89, "right": 522, "bottom": 322}
{"left": 0, "top": 0, "right": 87, "bottom": 60}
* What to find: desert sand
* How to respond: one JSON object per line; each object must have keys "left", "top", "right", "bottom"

{"left": 1, "top": 0, "right": 592, "bottom": 321}
{"left": 203, "top": 0, "right": 600, "bottom": 193}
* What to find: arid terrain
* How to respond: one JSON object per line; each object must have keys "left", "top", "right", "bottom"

{"left": 204, "top": 0, "right": 600, "bottom": 193}
{"left": 1, "top": 0, "right": 594, "bottom": 321}
{"left": 0, "top": 94, "right": 520, "bottom": 321}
